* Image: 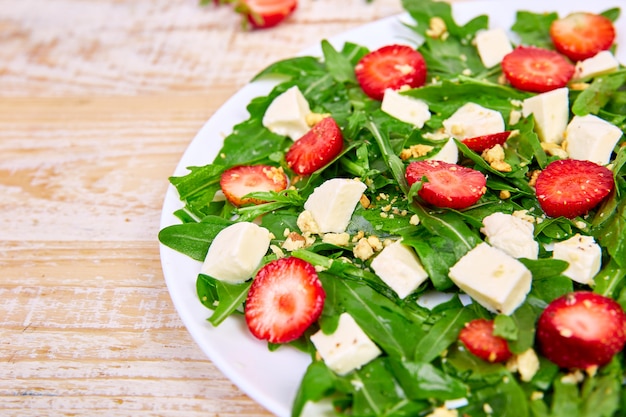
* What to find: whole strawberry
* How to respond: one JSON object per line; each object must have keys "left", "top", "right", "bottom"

{"left": 537, "top": 291, "right": 626, "bottom": 370}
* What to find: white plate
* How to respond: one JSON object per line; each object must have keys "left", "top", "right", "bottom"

{"left": 159, "top": 1, "right": 625, "bottom": 416}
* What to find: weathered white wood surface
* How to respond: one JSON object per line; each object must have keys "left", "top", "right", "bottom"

{"left": 0, "top": 0, "right": 467, "bottom": 415}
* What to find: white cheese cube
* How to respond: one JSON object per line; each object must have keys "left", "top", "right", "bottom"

{"left": 522, "top": 87, "right": 569, "bottom": 144}
{"left": 201, "top": 222, "right": 271, "bottom": 283}
{"left": 381, "top": 89, "right": 431, "bottom": 128}
{"left": 574, "top": 51, "right": 620, "bottom": 80}
{"left": 262, "top": 86, "right": 311, "bottom": 140}
{"left": 427, "top": 138, "right": 459, "bottom": 164}
{"left": 448, "top": 242, "right": 532, "bottom": 315}
{"left": 564, "top": 114, "right": 622, "bottom": 165}
{"left": 310, "top": 312, "right": 382, "bottom": 375}
{"left": 443, "top": 103, "right": 505, "bottom": 140}
{"left": 480, "top": 212, "right": 538, "bottom": 260}
{"left": 475, "top": 28, "right": 513, "bottom": 68}
{"left": 370, "top": 240, "right": 429, "bottom": 299}
{"left": 552, "top": 234, "right": 602, "bottom": 285}
{"left": 303, "top": 178, "right": 366, "bottom": 233}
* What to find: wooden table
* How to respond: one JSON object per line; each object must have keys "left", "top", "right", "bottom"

{"left": 1, "top": 0, "right": 470, "bottom": 415}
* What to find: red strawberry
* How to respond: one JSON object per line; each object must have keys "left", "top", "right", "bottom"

{"left": 285, "top": 117, "right": 344, "bottom": 175}
{"left": 405, "top": 160, "right": 487, "bottom": 210}
{"left": 550, "top": 12, "right": 616, "bottom": 62}
{"left": 235, "top": 0, "right": 297, "bottom": 29}
{"left": 537, "top": 291, "right": 626, "bottom": 370}
{"left": 220, "top": 164, "right": 288, "bottom": 207}
{"left": 355, "top": 44, "right": 427, "bottom": 100}
{"left": 534, "top": 159, "right": 614, "bottom": 219}
{"left": 501, "top": 46, "right": 575, "bottom": 93}
{"left": 458, "top": 318, "right": 512, "bottom": 363}
{"left": 245, "top": 257, "right": 325, "bottom": 343}
{"left": 462, "top": 131, "right": 511, "bottom": 153}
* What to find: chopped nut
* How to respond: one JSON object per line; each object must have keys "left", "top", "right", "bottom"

{"left": 541, "top": 142, "right": 568, "bottom": 159}
{"left": 425, "top": 16, "right": 448, "bottom": 39}
{"left": 305, "top": 112, "right": 330, "bottom": 127}
{"left": 400, "top": 144, "right": 435, "bottom": 160}
{"left": 353, "top": 238, "right": 375, "bottom": 261}
{"left": 322, "top": 233, "right": 350, "bottom": 246}
{"left": 297, "top": 210, "right": 320, "bottom": 235}
{"left": 499, "top": 190, "right": 511, "bottom": 199}
{"left": 528, "top": 170, "right": 541, "bottom": 188}
{"left": 359, "top": 194, "right": 371, "bottom": 209}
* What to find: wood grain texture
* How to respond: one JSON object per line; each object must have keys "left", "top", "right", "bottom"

{"left": 0, "top": 0, "right": 463, "bottom": 415}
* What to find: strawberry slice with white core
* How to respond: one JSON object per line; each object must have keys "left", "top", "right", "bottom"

{"left": 534, "top": 159, "right": 614, "bottom": 219}
{"left": 501, "top": 46, "right": 575, "bottom": 93}
{"left": 355, "top": 44, "right": 427, "bottom": 100}
{"left": 235, "top": 0, "right": 297, "bottom": 29}
{"left": 405, "top": 160, "right": 487, "bottom": 210}
{"left": 537, "top": 291, "right": 626, "bottom": 370}
{"left": 245, "top": 257, "right": 325, "bottom": 344}
{"left": 550, "top": 12, "right": 616, "bottom": 62}
{"left": 459, "top": 318, "right": 512, "bottom": 363}
{"left": 285, "top": 116, "right": 344, "bottom": 176}
{"left": 220, "top": 165, "right": 288, "bottom": 207}
{"left": 462, "top": 131, "right": 511, "bottom": 153}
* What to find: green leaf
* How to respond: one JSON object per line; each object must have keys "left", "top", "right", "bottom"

{"left": 158, "top": 216, "right": 234, "bottom": 261}
{"left": 510, "top": 11, "right": 558, "bottom": 49}
{"left": 388, "top": 359, "right": 468, "bottom": 401}
{"left": 198, "top": 275, "right": 251, "bottom": 326}
{"left": 572, "top": 71, "right": 626, "bottom": 115}
{"left": 291, "top": 361, "right": 338, "bottom": 417}
{"left": 413, "top": 306, "right": 477, "bottom": 363}
{"left": 321, "top": 40, "right": 357, "bottom": 84}
{"left": 318, "top": 272, "right": 423, "bottom": 359}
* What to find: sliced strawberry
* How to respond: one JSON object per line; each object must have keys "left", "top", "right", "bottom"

{"left": 220, "top": 164, "right": 288, "bottom": 207}
{"left": 285, "top": 116, "right": 344, "bottom": 176}
{"left": 245, "top": 257, "right": 325, "bottom": 343}
{"left": 501, "top": 46, "right": 575, "bottom": 93}
{"left": 534, "top": 159, "right": 614, "bottom": 219}
{"left": 550, "top": 12, "right": 616, "bottom": 62}
{"left": 458, "top": 318, "right": 512, "bottom": 363}
{"left": 405, "top": 160, "right": 487, "bottom": 210}
{"left": 354, "top": 44, "right": 427, "bottom": 100}
{"left": 234, "top": 0, "right": 297, "bottom": 29}
{"left": 537, "top": 291, "right": 626, "bottom": 370}
{"left": 462, "top": 131, "right": 511, "bottom": 153}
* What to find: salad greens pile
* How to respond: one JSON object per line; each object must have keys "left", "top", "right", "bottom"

{"left": 159, "top": 0, "right": 626, "bottom": 415}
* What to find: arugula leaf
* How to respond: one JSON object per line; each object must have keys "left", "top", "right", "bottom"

{"left": 413, "top": 306, "right": 477, "bottom": 362}
{"left": 510, "top": 11, "right": 558, "bottom": 49}
{"left": 388, "top": 358, "right": 468, "bottom": 401}
{"left": 318, "top": 272, "right": 423, "bottom": 359}
{"left": 196, "top": 274, "right": 250, "bottom": 326}
{"left": 158, "top": 216, "right": 234, "bottom": 261}
{"left": 321, "top": 40, "right": 357, "bottom": 84}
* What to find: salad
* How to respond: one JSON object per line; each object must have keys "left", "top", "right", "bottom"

{"left": 159, "top": 0, "right": 626, "bottom": 416}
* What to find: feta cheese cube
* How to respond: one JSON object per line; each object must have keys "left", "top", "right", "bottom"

{"left": 310, "top": 312, "right": 382, "bottom": 375}
{"left": 201, "top": 222, "right": 271, "bottom": 283}
{"left": 443, "top": 103, "right": 505, "bottom": 140}
{"left": 304, "top": 178, "right": 366, "bottom": 233}
{"left": 574, "top": 50, "right": 620, "bottom": 80}
{"left": 381, "top": 89, "right": 431, "bottom": 128}
{"left": 475, "top": 28, "right": 513, "bottom": 68}
{"left": 262, "top": 86, "right": 311, "bottom": 140}
{"left": 564, "top": 114, "right": 622, "bottom": 165}
{"left": 552, "top": 234, "right": 602, "bottom": 285}
{"left": 480, "top": 212, "right": 539, "bottom": 260}
{"left": 448, "top": 243, "right": 532, "bottom": 315}
{"left": 370, "top": 240, "right": 429, "bottom": 299}
{"left": 522, "top": 87, "right": 569, "bottom": 144}
{"left": 427, "top": 138, "right": 459, "bottom": 164}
